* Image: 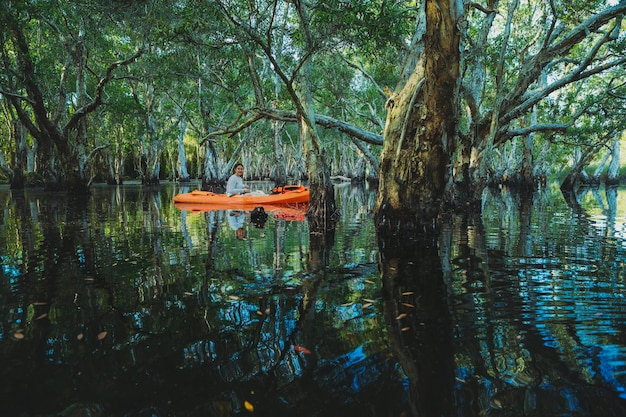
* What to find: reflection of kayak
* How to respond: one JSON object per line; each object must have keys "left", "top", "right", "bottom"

{"left": 173, "top": 185, "right": 309, "bottom": 205}
{"left": 174, "top": 202, "right": 308, "bottom": 221}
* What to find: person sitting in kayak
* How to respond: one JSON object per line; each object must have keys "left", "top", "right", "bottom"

{"left": 226, "top": 163, "right": 265, "bottom": 196}
{"left": 226, "top": 164, "right": 248, "bottom": 196}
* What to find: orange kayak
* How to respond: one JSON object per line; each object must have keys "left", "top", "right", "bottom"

{"left": 173, "top": 184, "right": 309, "bottom": 206}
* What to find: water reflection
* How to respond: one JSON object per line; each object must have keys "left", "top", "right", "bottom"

{"left": 1, "top": 183, "right": 626, "bottom": 416}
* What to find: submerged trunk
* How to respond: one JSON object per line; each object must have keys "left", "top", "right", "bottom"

{"left": 299, "top": 107, "right": 336, "bottom": 231}
{"left": 294, "top": 0, "right": 336, "bottom": 231}
{"left": 297, "top": 78, "right": 336, "bottom": 230}
{"left": 376, "top": 0, "right": 463, "bottom": 236}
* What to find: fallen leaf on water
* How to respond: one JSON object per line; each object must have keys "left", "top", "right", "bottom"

{"left": 33, "top": 301, "right": 47, "bottom": 306}
{"left": 401, "top": 327, "right": 410, "bottom": 332}
{"left": 243, "top": 400, "right": 254, "bottom": 412}
{"left": 341, "top": 302, "right": 354, "bottom": 307}
{"left": 13, "top": 332, "right": 25, "bottom": 340}
{"left": 35, "top": 313, "right": 48, "bottom": 320}
{"left": 228, "top": 295, "right": 240, "bottom": 301}
{"left": 364, "top": 279, "right": 375, "bottom": 284}
{"left": 264, "top": 308, "right": 270, "bottom": 315}
{"left": 293, "top": 345, "right": 312, "bottom": 354}
{"left": 77, "top": 333, "right": 84, "bottom": 340}
{"left": 401, "top": 303, "right": 415, "bottom": 308}
{"left": 184, "top": 292, "right": 194, "bottom": 296}
{"left": 363, "top": 298, "right": 376, "bottom": 303}
{"left": 402, "top": 291, "right": 414, "bottom": 296}
{"left": 396, "top": 313, "right": 407, "bottom": 320}
{"left": 256, "top": 310, "right": 264, "bottom": 316}
{"left": 97, "top": 331, "right": 108, "bottom": 340}
{"left": 362, "top": 302, "right": 373, "bottom": 309}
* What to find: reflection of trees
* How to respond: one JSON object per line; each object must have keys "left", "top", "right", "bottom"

{"left": 447, "top": 186, "right": 626, "bottom": 415}
{"left": 6, "top": 183, "right": 626, "bottom": 415}
{"left": 379, "top": 230, "right": 455, "bottom": 417}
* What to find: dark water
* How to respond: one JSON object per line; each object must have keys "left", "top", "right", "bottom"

{"left": 1, "top": 182, "right": 626, "bottom": 417}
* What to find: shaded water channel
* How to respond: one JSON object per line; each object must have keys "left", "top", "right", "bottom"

{"left": 1, "top": 181, "right": 626, "bottom": 417}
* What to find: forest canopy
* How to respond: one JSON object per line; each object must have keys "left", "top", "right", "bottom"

{"left": 1, "top": 0, "right": 625, "bottom": 221}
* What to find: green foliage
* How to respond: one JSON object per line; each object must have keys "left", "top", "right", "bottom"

{"left": 1, "top": 0, "right": 625, "bottom": 186}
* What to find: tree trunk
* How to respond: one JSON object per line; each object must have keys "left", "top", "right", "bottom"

{"left": 376, "top": 0, "right": 463, "bottom": 236}
{"left": 199, "top": 95, "right": 224, "bottom": 190}
{"left": 137, "top": 83, "right": 161, "bottom": 186}
{"left": 175, "top": 105, "right": 191, "bottom": 182}
{"left": 294, "top": 0, "right": 336, "bottom": 231}
{"left": 298, "top": 102, "right": 336, "bottom": 231}
{"left": 606, "top": 135, "right": 621, "bottom": 185}
{"left": 560, "top": 146, "right": 597, "bottom": 192}
{"left": 272, "top": 120, "right": 288, "bottom": 186}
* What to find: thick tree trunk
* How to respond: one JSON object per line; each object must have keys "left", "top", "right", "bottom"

{"left": 293, "top": 0, "right": 336, "bottom": 231}
{"left": 299, "top": 107, "right": 336, "bottom": 231}
{"left": 375, "top": 0, "right": 463, "bottom": 236}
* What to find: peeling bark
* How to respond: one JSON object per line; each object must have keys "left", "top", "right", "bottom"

{"left": 375, "top": 0, "right": 463, "bottom": 236}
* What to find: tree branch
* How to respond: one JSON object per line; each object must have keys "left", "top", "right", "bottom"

{"left": 63, "top": 48, "right": 145, "bottom": 136}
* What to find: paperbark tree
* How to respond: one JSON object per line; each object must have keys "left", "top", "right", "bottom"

{"left": 375, "top": 0, "right": 463, "bottom": 235}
